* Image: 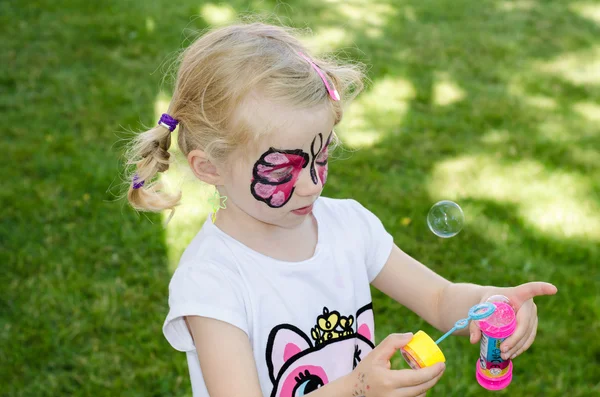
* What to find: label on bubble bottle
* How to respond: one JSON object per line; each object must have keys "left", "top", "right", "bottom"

{"left": 479, "top": 333, "right": 510, "bottom": 377}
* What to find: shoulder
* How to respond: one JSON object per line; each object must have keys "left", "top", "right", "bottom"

{"left": 167, "top": 254, "right": 247, "bottom": 314}
{"left": 316, "top": 196, "right": 370, "bottom": 215}
{"left": 176, "top": 222, "right": 241, "bottom": 275}
{"left": 316, "top": 196, "right": 391, "bottom": 248}
{"left": 316, "top": 196, "right": 380, "bottom": 225}
{"left": 168, "top": 260, "right": 240, "bottom": 295}
{"left": 167, "top": 232, "right": 245, "bottom": 296}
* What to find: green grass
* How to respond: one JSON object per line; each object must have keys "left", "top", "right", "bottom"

{"left": 2, "top": 0, "right": 599, "bottom": 396}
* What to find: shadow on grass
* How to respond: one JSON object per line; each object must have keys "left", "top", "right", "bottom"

{"left": 2, "top": 0, "right": 599, "bottom": 396}
{"left": 1, "top": 1, "right": 217, "bottom": 395}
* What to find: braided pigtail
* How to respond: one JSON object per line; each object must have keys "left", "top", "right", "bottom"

{"left": 126, "top": 114, "right": 182, "bottom": 212}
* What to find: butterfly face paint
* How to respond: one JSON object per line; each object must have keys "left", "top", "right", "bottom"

{"left": 250, "top": 149, "right": 309, "bottom": 208}
{"left": 311, "top": 132, "right": 332, "bottom": 186}
{"left": 250, "top": 132, "right": 332, "bottom": 208}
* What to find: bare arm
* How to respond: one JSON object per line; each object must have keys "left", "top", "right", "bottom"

{"left": 186, "top": 316, "right": 263, "bottom": 396}
{"left": 185, "top": 316, "right": 353, "bottom": 397}
{"left": 371, "top": 244, "right": 488, "bottom": 334}
{"left": 371, "top": 244, "right": 557, "bottom": 342}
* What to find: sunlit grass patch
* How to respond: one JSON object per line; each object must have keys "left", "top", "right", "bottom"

{"left": 428, "top": 155, "right": 600, "bottom": 240}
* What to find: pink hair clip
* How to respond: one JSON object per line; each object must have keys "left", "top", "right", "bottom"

{"left": 298, "top": 52, "right": 340, "bottom": 101}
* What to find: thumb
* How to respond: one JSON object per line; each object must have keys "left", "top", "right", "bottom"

{"left": 373, "top": 333, "right": 414, "bottom": 362}
{"left": 469, "top": 320, "right": 481, "bottom": 344}
{"left": 511, "top": 282, "right": 558, "bottom": 308}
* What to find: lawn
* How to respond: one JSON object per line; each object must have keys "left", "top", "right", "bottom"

{"left": 2, "top": 0, "right": 599, "bottom": 396}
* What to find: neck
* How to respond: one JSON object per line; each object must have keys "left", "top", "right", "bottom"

{"left": 215, "top": 198, "right": 294, "bottom": 239}
{"left": 213, "top": 198, "right": 318, "bottom": 262}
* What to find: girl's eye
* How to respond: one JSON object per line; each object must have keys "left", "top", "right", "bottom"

{"left": 316, "top": 151, "right": 328, "bottom": 164}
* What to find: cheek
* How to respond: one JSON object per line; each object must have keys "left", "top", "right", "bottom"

{"left": 317, "top": 164, "right": 328, "bottom": 185}
{"left": 251, "top": 178, "right": 298, "bottom": 208}
{"left": 270, "top": 190, "right": 288, "bottom": 207}
{"left": 253, "top": 183, "right": 277, "bottom": 199}
{"left": 226, "top": 167, "right": 263, "bottom": 205}
{"left": 250, "top": 164, "right": 304, "bottom": 208}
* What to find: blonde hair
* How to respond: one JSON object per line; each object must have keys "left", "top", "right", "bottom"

{"left": 125, "top": 22, "right": 365, "bottom": 212}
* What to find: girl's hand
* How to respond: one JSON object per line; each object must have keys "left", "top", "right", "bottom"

{"left": 349, "top": 333, "right": 446, "bottom": 397}
{"left": 469, "top": 282, "right": 558, "bottom": 360}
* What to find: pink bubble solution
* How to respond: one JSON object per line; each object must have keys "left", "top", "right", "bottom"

{"left": 475, "top": 295, "right": 516, "bottom": 390}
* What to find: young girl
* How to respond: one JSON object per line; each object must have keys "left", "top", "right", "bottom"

{"left": 125, "top": 23, "right": 557, "bottom": 397}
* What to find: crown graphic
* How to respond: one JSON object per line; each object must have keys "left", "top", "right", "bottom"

{"left": 310, "top": 307, "right": 355, "bottom": 346}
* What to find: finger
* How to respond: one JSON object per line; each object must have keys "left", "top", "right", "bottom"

{"left": 502, "top": 305, "right": 535, "bottom": 355}
{"left": 392, "top": 362, "right": 446, "bottom": 387}
{"left": 500, "top": 301, "right": 535, "bottom": 355}
{"left": 506, "top": 316, "right": 537, "bottom": 360}
{"left": 501, "top": 301, "right": 536, "bottom": 354}
{"left": 469, "top": 320, "right": 481, "bottom": 344}
{"left": 510, "top": 282, "right": 557, "bottom": 308}
{"left": 374, "top": 333, "right": 414, "bottom": 362}
{"left": 502, "top": 312, "right": 535, "bottom": 359}
{"left": 511, "top": 317, "right": 538, "bottom": 359}
{"left": 398, "top": 366, "right": 445, "bottom": 397}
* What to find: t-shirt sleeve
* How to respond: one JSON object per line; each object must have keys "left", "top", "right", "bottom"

{"left": 348, "top": 199, "right": 394, "bottom": 282}
{"left": 162, "top": 262, "right": 248, "bottom": 352}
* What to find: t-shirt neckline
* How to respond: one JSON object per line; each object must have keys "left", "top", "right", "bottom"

{"left": 205, "top": 198, "right": 325, "bottom": 266}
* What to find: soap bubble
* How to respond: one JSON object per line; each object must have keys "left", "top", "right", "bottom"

{"left": 427, "top": 200, "right": 464, "bottom": 238}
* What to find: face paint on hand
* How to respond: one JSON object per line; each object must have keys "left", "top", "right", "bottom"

{"left": 250, "top": 148, "right": 309, "bottom": 208}
{"left": 310, "top": 132, "right": 332, "bottom": 186}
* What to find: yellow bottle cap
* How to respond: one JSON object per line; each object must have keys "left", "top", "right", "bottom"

{"left": 402, "top": 330, "right": 446, "bottom": 368}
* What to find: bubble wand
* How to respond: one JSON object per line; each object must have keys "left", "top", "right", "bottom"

{"left": 401, "top": 302, "right": 496, "bottom": 370}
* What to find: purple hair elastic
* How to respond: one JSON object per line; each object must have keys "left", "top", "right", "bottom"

{"left": 298, "top": 52, "right": 340, "bottom": 101}
{"left": 158, "top": 113, "right": 179, "bottom": 132}
{"left": 132, "top": 174, "right": 145, "bottom": 190}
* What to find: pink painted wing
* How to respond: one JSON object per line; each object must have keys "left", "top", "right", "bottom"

{"left": 251, "top": 148, "right": 309, "bottom": 208}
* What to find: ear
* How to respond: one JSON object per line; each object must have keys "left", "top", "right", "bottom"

{"left": 187, "top": 149, "right": 223, "bottom": 185}
{"left": 266, "top": 325, "right": 312, "bottom": 385}
{"left": 356, "top": 303, "right": 374, "bottom": 343}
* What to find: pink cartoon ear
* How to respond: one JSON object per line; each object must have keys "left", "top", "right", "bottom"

{"left": 266, "top": 325, "right": 312, "bottom": 384}
{"left": 356, "top": 303, "right": 375, "bottom": 343}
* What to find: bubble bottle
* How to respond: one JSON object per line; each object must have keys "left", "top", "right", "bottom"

{"left": 401, "top": 302, "right": 496, "bottom": 370}
{"left": 474, "top": 295, "right": 517, "bottom": 390}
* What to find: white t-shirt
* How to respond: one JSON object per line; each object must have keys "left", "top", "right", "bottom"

{"left": 163, "top": 197, "right": 394, "bottom": 397}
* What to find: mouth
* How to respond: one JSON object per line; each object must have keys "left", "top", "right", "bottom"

{"left": 291, "top": 203, "right": 314, "bottom": 215}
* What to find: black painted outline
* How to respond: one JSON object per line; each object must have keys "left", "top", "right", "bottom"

{"left": 265, "top": 303, "right": 376, "bottom": 397}
{"left": 311, "top": 132, "right": 332, "bottom": 184}
{"left": 250, "top": 148, "right": 309, "bottom": 208}
{"left": 291, "top": 369, "right": 325, "bottom": 396}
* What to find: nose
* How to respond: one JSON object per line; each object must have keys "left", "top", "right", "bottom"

{"left": 294, "top": 166, "right": 322, "bottom": 197}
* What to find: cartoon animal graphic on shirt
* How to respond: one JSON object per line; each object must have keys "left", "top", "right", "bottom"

{"left": 265, "top": 303, "right": 376, "bottom": 397}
